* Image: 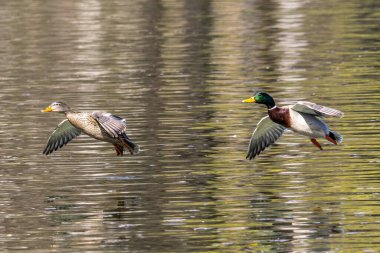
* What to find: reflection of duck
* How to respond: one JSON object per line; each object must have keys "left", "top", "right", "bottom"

{"left": 41, "top": 102, "right": 139, "bottom": 156}
{"left": 242, "top": 92, "right": 343, "bottom": 159}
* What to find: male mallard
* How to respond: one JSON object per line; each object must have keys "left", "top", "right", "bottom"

{"left": 41, "top": 101, "right": 139, "bottom": 156}
{"left": 242, "top": 92, "right": 343, "bottom": 159}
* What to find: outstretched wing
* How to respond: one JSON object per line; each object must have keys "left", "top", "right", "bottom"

{"left": 246, "top": 116, "right": 286, "bottom": 160}
{"left": 291, "top": 101, "right": 344, "bottom": 118}
{"left": 91, "top": 111, "right": 126, "bottom": 138}
{"left": 43, "top": 119, "right": 82, "bottom": 155}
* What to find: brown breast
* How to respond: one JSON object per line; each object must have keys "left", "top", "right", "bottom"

{"left": 268, "top": 107, "right": 291, "bottom": 128}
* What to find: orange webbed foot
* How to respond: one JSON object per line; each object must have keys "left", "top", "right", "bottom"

{"left": 311, "top": 138, "right": 323, "bottom": 150}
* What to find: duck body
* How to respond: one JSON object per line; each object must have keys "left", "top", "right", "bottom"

{"left": 243, "top": 92, "right": 343, "bottom": 159}
{"left": 288, "top": 109, "right": 330, "bottom": 138}
{"left": 42, "top": 102, "right": 139, "bottom": 156}
{"left": 66, "top": 112, "right": 111, "bottom": 142}
{"left": 269, "top": 106, "right": 329, "bottom": 138}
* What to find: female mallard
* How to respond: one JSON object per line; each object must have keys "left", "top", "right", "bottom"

{"left": 242, "top": 92, "right": 343, "bottom": 159}
{"left": 41, "top": 101, "right": 139, "bottom": 156}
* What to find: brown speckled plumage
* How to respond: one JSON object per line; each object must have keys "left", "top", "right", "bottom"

{"left": 66, "top": 112, "right": 110, "bottom": 141}
{"left": 42, "top": 102, "right": 139, "bottom": 156}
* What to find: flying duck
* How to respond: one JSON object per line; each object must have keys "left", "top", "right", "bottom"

{"left": 41, "top": 101, "right": 139, "bottom": 156}
{"left": 242, "top": 92, "right": 343, "bottom": 159}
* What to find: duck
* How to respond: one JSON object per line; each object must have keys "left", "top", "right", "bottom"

{"left": 242, "top": 92, "right": 343, "bottom": 159}
{"left": 41, "top": 101, "right": 139, "bottom": 156}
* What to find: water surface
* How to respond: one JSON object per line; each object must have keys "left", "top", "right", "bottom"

{"left": 0, "top": 0, "right": 379, "bottom": 252}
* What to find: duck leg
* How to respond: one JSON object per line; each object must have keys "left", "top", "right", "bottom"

{"left": 113, "top": 143, "right": 124, "bottom": 156}
{"left": 311, "top": 138, "right": 323, "bottom": 150}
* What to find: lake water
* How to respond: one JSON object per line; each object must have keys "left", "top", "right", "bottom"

{"left": 0, "top": 0, "right": 379, "bottom": 252}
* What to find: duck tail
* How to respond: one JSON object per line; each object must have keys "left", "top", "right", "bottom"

{"left": 328, "top": 131, "right": 343, "bottom": 144}
{"left": 120, "top": 134, "right": 140, "bottom": 155}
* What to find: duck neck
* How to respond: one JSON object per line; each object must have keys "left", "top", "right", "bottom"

{"left": 64, "top": 109, "right": 76, "bottom": 116}
{"left": 264, "top": 97, "right": 276, "bottom": 109}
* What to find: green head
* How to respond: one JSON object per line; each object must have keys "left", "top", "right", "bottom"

{"left": 242, "top": 92, "right": 276, "bottom": 109}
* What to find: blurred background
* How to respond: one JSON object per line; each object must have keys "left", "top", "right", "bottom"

{"left": 0, "top": 0, "right": 379, "bottom": 252}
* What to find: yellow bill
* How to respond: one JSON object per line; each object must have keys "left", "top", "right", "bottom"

{"left": 41, "top": 106, "right": 53, "bottom": 112}
{"left": 242, "top": 97, "right": 256, "bottom": 103}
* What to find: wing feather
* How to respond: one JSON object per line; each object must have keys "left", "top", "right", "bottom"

{"left": 246, "top": 116, "right": 286, "bottom": 159}
{"left": 292, "top": 101, "right": 344, "bottom": 118}
{"left": 43, "top": 119, "right": 82, "bottom": 155}
{"left": 91, "top": 111, "right": 126, "bottom": 138}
